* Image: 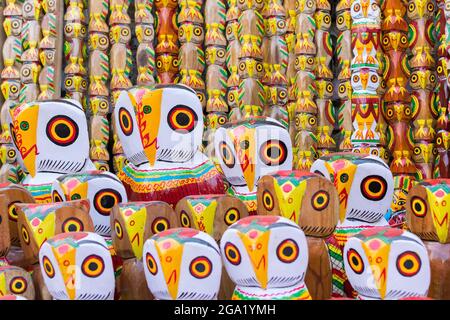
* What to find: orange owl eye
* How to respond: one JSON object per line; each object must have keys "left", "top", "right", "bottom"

{"left": 224, "top": 242, "right": 241, "bottom": 265}
{"left": 371, "top": 149, "right": 379, "bottom": 156}
{"left": 114, "top": 220, "right": 123, "bottom": 239}
{"left": 10, "top": 276, "right": 27, "bottom": 294}
{"left": 353, "top": 75, "right": 360, "bottom": 83}
{"left": 146, "top": 253, "right": 158, "bottom": 275}
{"left": 219, "top": 142, "right": 235, "bottom": 168}
{"left": 46, "top": 116, "right": 79, "bottom": 146}
{"left": 151, "top": 217, "right": 170, "bottom": 234}
{"left": 386, "top": 109, "right": 394, "bottom": 118}
{"left": 82, "top": 255, "right": 105, "bottom": 278}
{"left": 118, "top": 107, "right": 133, "bottom": 136}
{"left": 354, "top": 3, "right": 360, "bottom": 11}
{"left": 396, "top": 251, "right": 421, "bottom": 277}
{"left": 94, "top": 189, "right": 122, "bottom": 216}
{"left": 224, "top": 208, "right": 240, "bottom": 225}
{"left": 180, "top": 211, "right": 191, "bottom": 227}
{"left": 8, "top": 201, "right": 19, "bottom": 222}
{"left": 62, "top": 217, "right": 84, "bottom": 233}
{"left": 360, "top": 175, "right": 387, "bottom": 201}
{"left": 400, "top": 35, "right": 408, "bottom": 44}
{"left": 277, "top": 239, "right": 299, "bottom": 263}
{"left": 21, "top": 226, "right": 30, "bottom": 245}
{"left": 311, "top": 191, "right": 329, "bottom": 211}
{"left": 262, "top": 190, "right": 274, "bottom": 211}
{"left": 411, "top": 196, "right": 427, "bottom": 217}
{"left": 411, "top": 74, "right": 418, "bottom": 83}
{"left": 404, "top": 107, "right": 411, "bottom": 116}
{"left": 371, "top": 75, "right": 378, "bottom": 83}
{"left": 167, "top": 106, "right": 198, "bottom": 133}
{"left": 259, "top": 140, "right": 288, "bottom": 166}
{"left": 427, "top": 3, "right": 434, "bottom": 11}
{"left": 42, "top": 256, "right": 55, "bottom": 278}
{"left": 347, "top": 249, "right": 364, "bottom": 274}
{"left": 189, "top": 256, "right": 212, "bottom": 279}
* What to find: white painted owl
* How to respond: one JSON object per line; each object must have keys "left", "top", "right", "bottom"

{"left": 311, "top": 153, "right": 393, "bottom": 226}
{"left": 39, "top": 232, "right": 115, "bottom": 300}
{"left": 213, "top": 117, "right": 293, "bottom": 193}
{"left": 114, "top": 85, "right": 204, "bottom": 167}
{"left": 343, "top": 227, "right": 430, "bottom": 300}
{"left": 52, "top": 170, "right": 128, "bottom": 236}
{"left": 143, "top": 228, "right": 222, "bottom": 300}
{"left": 220, "top": 215, "right": 311, "bottom": 300}
{"left": 351, "top": 68, "right": 380, "bottom": 92}
{"left": 351, "top": 0, "right": 381, "bottom": 22}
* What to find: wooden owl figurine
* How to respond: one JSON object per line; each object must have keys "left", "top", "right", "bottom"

{"left": 406, "top": 179, "right": 450, "bottom": 299}
{"left": 111, "top": 201, "right": 178, "bottom": 300}
{"left": 221, "top": 215, "right": 311, "bottom": 299}
{"left": 175, "top": 195, "right": 249, "bottom": 299}
{"left": 39, "top": 232, "right": 115, "bottom": 300}
{"left": 0, "top": 265, "right": 35, "bottom": 300}
{"left": 143, "top": 228, "right": 222, "bottom": 300}
{"left": 0, "top": 195, "right": 10, "bottom": 265}
{"left": 344, "top": 227, "right": 430, "bottom": 300}
{"left": 257, "top": 170, "right": 338, "bottom": 299}
{"left": 15, "top": 200, "right": 93, "bottom": 299}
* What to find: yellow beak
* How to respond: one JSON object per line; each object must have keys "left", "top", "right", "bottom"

{"left": 362, "top": 240, "right": 390, "bottom": 300}
{"left": 273, "top": 181, "right": 307, "bottom": 224}
{"left": 155, "top": 239, "right": 183, "bottom": 300}
{"left": 426, "top": 189, "right": 449, "bottom": 243}
{"left": 52, "top": 245, "right": 77, "bottom": 300}
{"left": 240, "top": 230, "right": 270, "bottom": 289}
{"left": 188, "top": 201, "right": 216, "bottom": 236}
{"left": 0, "top": 273, "right": 6, "bottom": 296}
{"left": 124, "top": 207, "right": 147, "bottom": 259}
{"left": 140, "top": 89, "right": 162, "bottom": 166}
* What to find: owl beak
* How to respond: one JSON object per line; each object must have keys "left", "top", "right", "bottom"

{"left": 360, "top": 73, "right": 368, "bottom": 90}
{"left": 270, "top": 87, "right": 277, "bottom": 104}
{"left": 0, "top": 273, "right": 6, "bottom": 296}
{"left": 273, "top": 180, "right": 307, "bottom": 224}
{"left": 3, "top": 20, "right": 11, "bottom": 35}
{"left": 426, "top": 189, "right": 449, "bottom": 243}
{"left": 362, "top": 240, "right": 390, "bottom": 300}
{"left": 1, "top": 82, "right": 9, "bottom": 100}
{"left": 136, "top": 28, "right": 142, "bottom": 43}
{"left": 185, "top": 28, "right": 193, "bottom": 43}
{"left": 240, "top": 230, "right": 270, "bottom": 289}
{"left": 141, "top": 89, "right": 163, "bottom": 166}
{"left": 155, "top": 240, "right": 183, "bottom": 300}
{"left": 361, "top": 0, "right": 369, "bottom": 17}
{"left": 235, "top": 129, "right": 256, "bottom": 192}
{"left": 52, "top": 245, "right": 77, "bottom": 300}
{"left": 11, "top": 104, "right": 39, "bottom": 177}
{"left": 125, "top": 207, "right": 147, "bottom": 259}
{"left": 188, "top": 201, "right": 216, "bottom": 237}
{"left": 30, "top": 212, "right": 56, "bottom": 249}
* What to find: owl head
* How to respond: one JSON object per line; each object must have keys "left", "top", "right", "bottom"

{"left": 64, "top": 22, "right": 87, "bottom": 39}
{"left": 89, "top": 96, "right": 110, "bottom": 115}
{"left": 409, "top": 69, "right": 436, "bottom": 91}
{"left": 314, "top": 10, "right": 332, "bottom": 30}
{"left": 136, "top": 23, "right": 155, "bottom": 43}
{"left": 52, "top": 171, "right": 127, "bottom": 236}
{"left": 220, "top": 215, "right": 308, "bottom": 290}
{"left": 214, "top": 117, "right": 293, "bottom": 193}
{"left": 390, "top": 175, "right": 416, "bottom": 217}
{"left": 39, "top": 50, "right": 56, "bottom": 66}
{"left": 295, "top": 112, "right": 317, "bottom": 132}
{"left": 238, "top": 58, "right": 264, "bottom": 79}
{"left": 175, "top": 195, "right": 249, "bottom": 242}
{"left": 351, "top": 68, "right": 380, "bottom": 92}
{"left": 407, "top": 0, "right": 435, "bottom": 19}
{"left": 351, "top": 0, "right": 380, "bottom": 21}
{"left": 143, "top": 228, "right": 222, "bottom": 300}
{"left": 20, "top": 63, "right": 41, "bottom": 84}
{"left": 344, "top": 227, "right": 430, "bottom": 300}
{"left": 381, "top": 31, "right": 409, "bottom": 52}
{"left": 257, "top": 171, "right": 338, "bottom": 237}
{"left": 295, "top": 0, "right": 316, "bottom": 14}
{"left": 16, "top": 200, "right": 93, "bottom": 265}
{"left": 178, "top": 22, "right": 204, "bottom": 44}
{"left": 39, "top": 232, "right": 115, "bottom": 300}
{"left": 412, "top": 142, "right": 436, "bottom": 164}
{"left": 111, "top": 201, "right": 177, "bottom": 260}
{"left": 205, "top": 45, "right": 226, "bottom": 66}
{"left": 9, "top": 99, "right": 91, "bottom": 178}
{"left": 205, "top": 112, "right": 228, "bottom": 130}
{"left": 88, "top": 32, "right": 110, "bottom": 51}
{"left": 336, "top": 9, "right": 351, "bottom": 31}
{"left": 109, "top": 25, "right": 132, "bottom": 45}
{"left": 265, "top": 16, "right": 287, "bottom": 36}
{"left": 3, "top": 17, "right": 23, "bottom": 37}
{"left": 1, "top": 80, "right": 21, "bottom": 101}
{"left": 267, "top": 86, "right": 289, "bottom": 106}
{"left": 383, "top": 102, "right": 412, "bottom": 122}
{"left": 406, "top": 179, "right": 450, "bottom": 244}
{"left": 22, "top": 0, "right": 41, "bottom": 21}
{"left": 435, "top": 131, "right": 450, "bottom": 151}
{"left": 114, "top": 85, "right": 203, "bottom": 167}
{"left": 311, "top": 153, "right": 394, "bottom": 225}
{"left": 0, "top": 266, "right": 35, "bottom": 300}
{"left": 64, "top": 75, "right": 88, "bottom": 93}
{"left": 0, "top": 183, "right": 35, "bottom": 246}
{"left": 227, "top": 87, "right": 240, "bottom": 109}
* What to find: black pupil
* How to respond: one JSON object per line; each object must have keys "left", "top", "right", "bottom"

{"left": 228, "top": 213, "right": 236, "bottom": 221}
{"left": 195, "top": 263, "right": 205, "bottom": 272}
{"left": 352, "top": 256, "right": 359, "bottom": 265}
{"left": 369, "top": 181, "right": 381, "bottom": 193}
{"left": 0, "top": 216, "right": 2, "bottom": 224}
{"left": 101, "top": 195, "right": 115, "bottom": 209}
{"left": 46, "top": 263, "right": 51, "bottom": 272}
{"left": 228, "top": 249, "right": 236, "bottom": 259}
{"left": 267, "top": 147, "right": 280, "bottom": 159}
{"left": 88, "top": 262, "right": 98, "bottom": 271}
{"left": 222, "top": 146, "right": 230, "bottom": 159}
{"left": 68, "top": 223, "right": 77, "bottom": 231}
{"left": 283, "top": 246, "right": 293, "bottom": 257}
{"left": 122, "top": 114, "right": 129, "bottom": 128}
{"left": 240, "top": 140, "right": 249, "bottom": 150}
{"left": 15, "top": 282, "right": 22, "bottom": 289}
{"left": 340, "top": 174, "right": 349, "bottom": 183}
{"left": 148, "top": 258, "right": 154, "bottom": 269}
{"left": 404, "top": 259, "right": 413, "bottom": 269}
{"left": 116, "top": 225, "right": 121, "bottom": 233}
{"left": 176, "top": 112, "right": 190, "bottom": 126}
{"left": 265, "top": 195, "right": 271, "bottom": 205}
{"left": 156, "top": 222, "right": 165, "bottom": 232}
{"left": 317, "top": 196, "right": 324, "bottom": 205}
{"left": 414, "top": 202, "right": 422, "bottom": 212}
{"left": 56, "top": 123, "right": 70, "bottom": 138}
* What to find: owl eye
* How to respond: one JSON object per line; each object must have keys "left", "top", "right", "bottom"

{"left": 259, "top": 140, "right": 288, "bottom": 166}
{"left": 156, "top": 60, "right": 163, "bottom": 69}
{"left": 82, "top": 255, "right": 105, "bottom": 278}
{"left": 371, "top": 149, "right": 379, "bottom": 156}
{"left": 99, "top": 37, "right": 108, "bottom": 45}
{"left": 20, "top": 121, "right": 30, "bottom": 131}
{"left": 430, "top": 74, "right": 436, "bottom": 83}
{"left": 146, "top": 253, "right": 158, "bottom": 275}
{"left": 21, "top": 226, "right": 30, "bottom": 245}
{"left": 371, "top": 75, "right": 378, "bottom": 83}
{"left": 62, "top": 217, "right": 84, "bottom": 232}
{"left": 262, "top": 190, "right": 274, "bottom": 211}
{"left": 347, "top": 249, "right": 364, "bottom": 274}
{"left": 239, "top": 62, "right": 246, "bottom": 71}
{"left": 413, "top": 147, "right": 421, "bottom": 155}
{"left": 12, "top": 20, "right": 20, "bottom": 29}
{"left": 189, "top": 256, "right": 213, "bottom": 279}
{"left": 360, "top": 175, "right": 387, "bottom": 201}
{"left": 22, "top": 67, "right": 31, "bottom": 77}
{"left": 144, "top": 28, "right": 153, "bottom": 36}
{"left": 167, "top": 106, "right": 198, "bottom": 133}
{"left": 311, "top": 191, "right": 329, "bottom": 211}
{"left": 436, "top": 136, "right": 443, "bottom": 145}
{"left": 353, "top": 75, "right": 360, "bottom": 83}
{"left": 427, "top": 3, "right": 434, "bottom": 11}
{"left": 308, "top": 116, "right": 317, "bottom": 126}
{"left": 197, "top": 92, "right": 205, "bottom": 102}
{"left": 256, "top": 63, "right": 263, "bottom": 72}
{"left": 10, "top": 85, "right": 19, "bottom": 94}
{"left": 118, "top": 107, "right": 134, "bottom": 136}
{"left": 337, "top": 15, "right": 344, "bottom": 24}
{"left": 71, "top": 193, "right": 81, "bottom": 200}
{"left": 324, "top": 15, "right": 331, "bottom": 24}
{"left": 277, "top": 20, "right": 286, "bottom": 29}
{"left": 411, "top": 74, "right": 418, "bottom": 83}
{"left": 217, "top": 49, "right": 225, "bottom": 58}
{"left": 7, "top": 149, "right": 16, "bottom": 159}
{"left": 10, "top": 276, "right": 27, "bottom": 294}
{"left": 46, "top": 116, "right": 79, "bottom": 147}
{"left": 224, "top": 208, "right": 240, "bottom": 225}
{"left": 97, "top": 163, "right": 109, "bottom": 171}
{"left": 172, "top": 59, "right": 179, "bottom": 67}
{"left": 94, "top": 189, "right": 122, "bottom": 216}
{"left": 278, "top": 90, "right": 287, "bottom": 99}
{"left": 396, "top": 251, "right": 421, "bottom": 277}
{"left": 306, "top": 0, "right": 313, "bottom": 8}
{"left": 354, "top": 3, "right": 360, "bottom": 11}
{"left": 224, "top": 242, "right": 241, "bottom": 265}
{"left": 65, "top": 25, "right": 73, "bottom": 34}
{"left": 228, "top": 92, "right": 235, "bottom": 102}
{"left": 326, "top": 84, "right": 333, "bottom": 93}
{"left": 218, "top": 116, "right": 227, "bottom": 125}
{"left": 151, "top": 217, "right": 170, "bottom": 234}
{"left": 42, "top": 256, "right": 55, "bottom": 278}
{"left": 339, "top": 84, "right": 346, "bottom": 93}
{"left": 277, "top": 239, "right": 299, "bottom": 263}
{"left": 8, "top": 201, "right": 19, "bottom": 221}
{"left": 219, "top": 142, "right": 235, "bottom": 168}
{"left": 121, "top": 29, "right": 130, "bottom": 37}
{"left": 180, "top": 210, "right": 191, "bottom": 227}
{"left": 411, "top": 196, "right": 427, "bottom": 217}
{"left": 114, "top": 219, "right": 123, "bottom": 239}
{"left": 386, "top": 109, "right": 394, "bottom": 118}
{"left": 194, "top": 27, "right": 202, "bottom": 36}
{"left": 400, "top": 35, "right": 408, "bottom": 44}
